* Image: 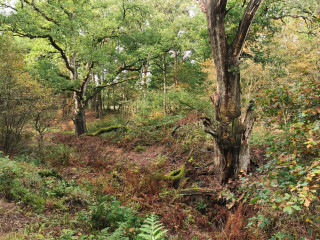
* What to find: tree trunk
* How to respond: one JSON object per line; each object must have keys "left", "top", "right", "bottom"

{"left": 74, "top": 107, "right": 86, "bottom": 136}
{"left": 94, "top": 76, "right": 103, "bottom": 118}
{"left": 73, "top": 93, "right": 87, "bottom": 136}
{"left": 96, "top": 91, "right": 103, "bottom": 118}
{"left": 174, "top": 50, "right": 178, "bottom": 86}
{"left": 201, "top": 0, "right": 263, "bottom": 183}
{"left": 208, "top": 70, "right": 256, "bottom": 182}
{"left": 162, "top": 54, "right": 167, "bottom": 115}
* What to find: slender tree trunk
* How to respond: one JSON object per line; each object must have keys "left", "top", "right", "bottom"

{"left": 112, "top": 87, "right": 116, "bottom": 111}
{"left": 96, "top": 91, "right": 103, "bottom": 118}
{"left": 142, "top": 63, "right": 149, "bottom": 98}
{"left": 61, "top": 94, "right": 70, "bottom": 118}
{"left": 162, "top": 54, "right": 167, "bottom": 115}
{"left": 94, "top": 76, "right": 103, "bottom": 118}
{"left": 174, "top": 50, "right": 178, "bottom": 86}
{"left": 107, "top": 89, "right": 110, "bottom": 111}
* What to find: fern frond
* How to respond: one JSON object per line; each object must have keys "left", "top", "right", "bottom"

{"left": 137, "top": 214, "right": 168, "bottom": 240}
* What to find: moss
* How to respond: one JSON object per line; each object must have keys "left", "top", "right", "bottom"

{"left": 134, "top": 145, "right": 146, "bottom": 153}
{"left": 86, "top": 125, "right": 128, "bottom": 136}
{"left": 166, "top": 165, "right": 185, "bottom": 181}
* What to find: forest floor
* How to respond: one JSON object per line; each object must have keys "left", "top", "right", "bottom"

{"left": 0, "top": 111, "right": 269, "bottom": 239}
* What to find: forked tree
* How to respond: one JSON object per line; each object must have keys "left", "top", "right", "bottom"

{"left": 0, "top": 0, "right": 144, "bottom": 136}
{"left": 197, "top": 0, "right": 264, "bottom": 183}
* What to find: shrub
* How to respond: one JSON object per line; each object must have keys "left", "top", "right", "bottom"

{"left": 243, "top": 77, "right": 320, "bottom": 239}
{"left": 0, "top": 155, "right": 45, "bottom": 211}
{"left": 40, "top": 143, "right": 77, "bottom": 166}
{"left": 90, "top": 196, "right": 140, "bottom": 232}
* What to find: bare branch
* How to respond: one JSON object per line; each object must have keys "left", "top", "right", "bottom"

{"left": 230, "top": 0, "right": 264, "bottom": 59}
{"left": 202, "top": 117, "right": 218, "bottom": 138}
{"left": 96, "top": 76, "right": 137, "bottom": 90}
{"left": 61, "top": 87, "right": 81, "bottom": 94}
{"left": 96, "top": 30, "right": 120, "bottom": 45}
{"left": 195, "top": 0, "right": 207, "bottom": 13}
{"left": 46, "top": 36, "right": 74, "bottom": 74}
{"left": 270, "top": 14, "right": 313, "bottom": 23}
{"left": 84, "top": 76, "right": 138, "bottom": 106}
{"left": 21, "top": 0, "right": 60, "bottom": 26}
{"left": 0, "top": 3, "right": 17, "bottom": 12}
{"left": 58, "top": 0, "right": 72, "bottom": 18}
{"left": 12, "top": 31, "right": 74, "bottom": 74}
{"left": 115, "top": 62, "right": 143, "bottom": 75}
{"left": 80, "top": 62, "right": 95, "bottom": 99}
{"left": 57, "top": 72, "right": 71, "bottom": 80}
{"left": 205, "top": 0, "right": 229, "bottom": 90}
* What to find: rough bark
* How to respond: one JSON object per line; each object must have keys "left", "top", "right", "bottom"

{"left": 73, "top": 94, "right": 87, "bottom": 136}
{"left": 203, "top": 0, "right": 263, "bottom": 183}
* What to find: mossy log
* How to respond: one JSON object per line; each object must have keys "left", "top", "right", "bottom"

{"left": 166, "top": 165, "right": 185, "bottom": 181}
{"left": 86, "top": 125, "right": 127, "bottom": 136}
{"left": 178, "top": 188, "right": 216, "bottom": 196}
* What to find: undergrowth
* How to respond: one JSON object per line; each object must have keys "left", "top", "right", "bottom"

{"left": 0, "top": 154, "right": 147, "bottom": 239}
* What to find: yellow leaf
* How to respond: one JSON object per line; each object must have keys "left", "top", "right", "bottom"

{"left": 304, "top": 199, "right": 311, "bottom": 207}
{"left": 306, "top": 217, "right": 313, "bottom": 223}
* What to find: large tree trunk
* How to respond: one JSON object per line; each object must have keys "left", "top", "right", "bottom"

{"left": 70, "top": 60, "right": 93, "bottom": 136}
{"left": 74, "top": 107, "right": 87, "bottom": 136}
{"left": 201, "top": 0, "right": 263, "bottom": 183}
{"left": 73, "top": 93, "right": 87, "bottom": 136}
{"left": 209, "top": 80, "right": 255, "bottom": 182}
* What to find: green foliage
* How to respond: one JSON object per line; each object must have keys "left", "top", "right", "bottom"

{"left": 134, "top": 89, "right": 212, "bottom": 123}
{"left": 166, "top": 165, "right": 185, "bottom": 181}
{"left": 165, "top": 90, "right": 213, "bottom": 116}
{"left": 0, "top": 154, "right": 90, "bottom": 212}
{"left": 40, "top": 143, "right": 77, "bottom": 166}
{"left": 0, "top": 35, "right": 39, "bottom": 154}
{"left": 243, "top": 75, "right": 320, "bottom": 238}
{"left": 195, "top": 199, "right": 208, "bottom": 213}
{"left": 0, "top": 153, "right": 145, "bottom": 238}
{"left": 0, "top": 155, "right": 45, "bottom": 210}
{"left": 134, "top": 145, "right": 146, "bottom": 153}
{"left": 87, "top": 116, "right": 126, "bottom": 134}
{"left": 72, "top": 195, "right": 141, "bottom": 238}
{"left": 87, "top": 126, "right": 128, "bottom": 137}
{"left": 89, "top": 195, "right": 140, "bottom": 231}
{"left": 137, "top": 214, "right": 168, "bottom": 240}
